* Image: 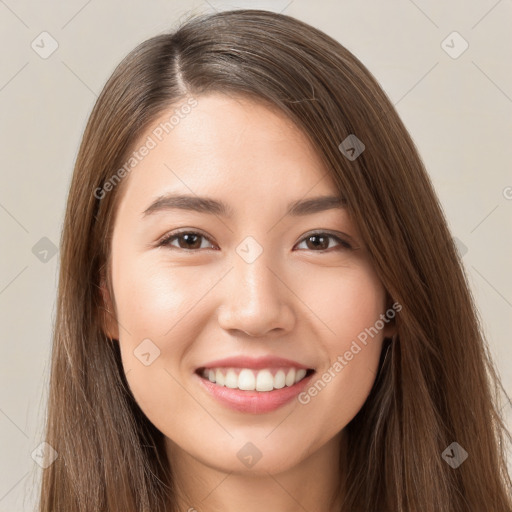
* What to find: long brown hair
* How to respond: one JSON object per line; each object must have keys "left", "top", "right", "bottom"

{"left": 39, "top": 9, "right": 512, "bottom": 511}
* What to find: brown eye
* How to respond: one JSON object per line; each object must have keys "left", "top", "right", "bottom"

{"left": 304, "top": 234, "right": 330, "bottom": 250}
{"left": 158, "top": 230, "right": 352, "bottom": 252}
{"left": 159, "top": 231, "right": 215, "bottom": 251}
{"left": 296, "top": 233, "right": 352, "bottom": 252}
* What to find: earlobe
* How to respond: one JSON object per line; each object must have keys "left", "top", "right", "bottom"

{"left": 100, "top": 276, "right": 119, "bottom": 341}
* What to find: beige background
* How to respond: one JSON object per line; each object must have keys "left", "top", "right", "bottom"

{"left": 1, "top": 0, "right": 511, "bottom": 509}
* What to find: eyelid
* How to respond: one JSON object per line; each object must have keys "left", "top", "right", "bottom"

{"left": 156, "top": 228, "right": 214, "bottom": 248}
{"left": 156, "top": 228, "right": 357, "bottom": 251}
{"left": 302, "top": 229, "right": 355, "bottom": 249}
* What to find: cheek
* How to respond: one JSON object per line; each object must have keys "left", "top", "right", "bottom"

{"left": 303, "top": 261, "right": 386, "bottom": 345}
{"left": 113, "top": 254, "right": 217, "bottom": 342}
{"left": 111, "top": 254, "right": 207, "bottom": 414}
{"left": 296, "top": 263, "right": 386, "bottom": 423}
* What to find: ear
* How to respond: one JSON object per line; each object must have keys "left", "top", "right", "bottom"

{"left": 99, "top": 274, "right": 119, "bottom": 341}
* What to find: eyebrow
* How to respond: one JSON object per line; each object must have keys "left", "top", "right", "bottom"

{"left": 141, "top": 194, "right": 347, "bottom": 219}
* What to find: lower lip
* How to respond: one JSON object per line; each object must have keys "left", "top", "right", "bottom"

{"left": 194, "top": 371, "right": 315, "bottom": 414}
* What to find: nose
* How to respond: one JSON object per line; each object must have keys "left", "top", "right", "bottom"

{"left": 216, "top": 251, "right": 295, "bottom": 338}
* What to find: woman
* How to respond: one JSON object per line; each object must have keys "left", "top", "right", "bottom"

{"left": 39, "top": 9, "right": 512, "bottom": 512}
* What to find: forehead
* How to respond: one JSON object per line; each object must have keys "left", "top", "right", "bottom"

{"left": 116, "top": 93, "right": 340, "bottom": 219}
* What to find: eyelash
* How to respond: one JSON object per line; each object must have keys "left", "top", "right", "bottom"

{"left": 157, "top": 229, "right": 353, "bottom": 252}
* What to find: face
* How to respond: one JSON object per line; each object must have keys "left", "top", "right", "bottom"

{"left": 102, "top": 93, "right": 394, "bottom": 475}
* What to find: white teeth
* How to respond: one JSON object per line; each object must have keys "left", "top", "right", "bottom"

{"left": 274, "top": 370, "right": 286, "bottom": 389}
{"left": 295, "top": 368, "right": 307, "bottom": 383}
{"left": 238, "top": 369, "right": 256, "bottom": 390}
{"left": 200, "top": 367, "right": 310, "bottom": 391}
{"left": 215, "top": 369, "right": 225, "bottom": 387}
{"left": 225, "top": 369, "right": 238, "bottom": 388}
{"left": 256, "top": 369, "right": 274, "bottom": 391}
{"left": 285, "top": 368, "right": 296, "bottom": 387}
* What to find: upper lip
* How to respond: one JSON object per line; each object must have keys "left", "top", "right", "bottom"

{"left": 197, "top": 356, "right": 314, "bottom": 371}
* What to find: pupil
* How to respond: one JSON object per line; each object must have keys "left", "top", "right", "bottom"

{"left": 177, "top": 234, "right": 330, "bottom": 250}
{"left": 182, "top": 234, "right": 199, "bottom": 249}
{"left": 309, "top": 235, "right": 327, "bottom": 250}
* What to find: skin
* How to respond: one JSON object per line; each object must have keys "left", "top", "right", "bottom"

{"left": 102, "top": 93, "right": 395, "bottom": 512}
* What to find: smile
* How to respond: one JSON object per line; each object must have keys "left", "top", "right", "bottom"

{"left": 198, "top": 366, "right": 314, "bottom": 391}
{"left": 194, "top": 363, "right": 316, "bottom": 414}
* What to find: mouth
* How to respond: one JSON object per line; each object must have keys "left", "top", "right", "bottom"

{"left": 195, "top": 366, "right": 316, "bottom": 392}
{"left": 194, "top": 366, "right": 316, "bottom": 414}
